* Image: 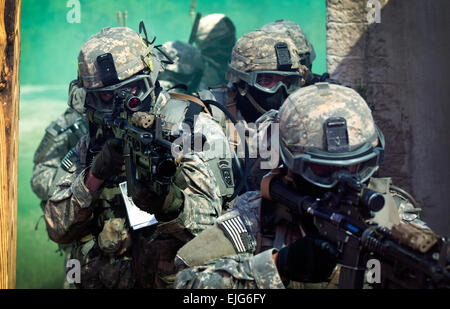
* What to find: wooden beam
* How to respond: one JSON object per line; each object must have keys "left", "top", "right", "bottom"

{"left": 0, "top": 0, "right": 21, "bottom": 289}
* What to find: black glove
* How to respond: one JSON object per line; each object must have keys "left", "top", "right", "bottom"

{"left": 130, "top": 180, "right": 156, "bottom": 212}
{"left": 276, "top": 235, "right": 338, "bottom": 283}
{"left": 90, "top": 138, "right": 124, "bottom": 180}
{"left": 131, "top": 181, "right": 182, "bottom": 216}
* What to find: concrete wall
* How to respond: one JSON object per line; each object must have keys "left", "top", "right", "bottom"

{"left": 326, "top": 0, "right": 450, "bottom": 236}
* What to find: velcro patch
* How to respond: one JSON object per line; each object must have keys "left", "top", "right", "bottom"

{"left": 219, "top": 216, "right": 256, "bottom": 253}
{"left": 61, "top": 149, "right": 78, "bottom": 173}
{"left": 45, "top": 121, "right": 63, "bottom": 137}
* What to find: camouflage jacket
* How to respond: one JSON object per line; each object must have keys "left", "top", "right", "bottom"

{"left": 31, "top": 110, "right": 88, "bottom": 204}
{"left": 174, "top": 178, "right": 429, "bottom": 289}
{"left": 31, "top": 80, "right": 88, "bottom": 204}
{"left": 43, "top": 92, "right": 228, "bottom": 288}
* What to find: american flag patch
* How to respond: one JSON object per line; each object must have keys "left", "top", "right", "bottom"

{"left": 61, "top": 149, "right": 77, "bottom": 172}
{"left": 219, "top": 216, "right": 254, "bottom": 253}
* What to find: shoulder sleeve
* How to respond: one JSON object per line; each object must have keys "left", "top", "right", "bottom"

{"left": 31, "top": 109, "right": 86, "bottom": 200}
{"left": 43, "top": 138, "right": 99, "bottom": 244}
{"left": 175, "top": 191, "right": 261, "bottom": 267}
{"left": 33, "top": 108, "right": 75, "bottom": 164}
{"left": 174, "top": 249, "right": 284, "bottom": 289}
{"left": 194, "top": 112, "right": 235, "bottom": 199}
{"left": 30, "top": 157, "right": 63, "bottom": 200}
{"left": 173, "top": 152, "right": 223, "bottom": 236}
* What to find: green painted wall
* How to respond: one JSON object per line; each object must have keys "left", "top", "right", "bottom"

{"left": 17, "top": 0, "right": 326, "bottom": 288}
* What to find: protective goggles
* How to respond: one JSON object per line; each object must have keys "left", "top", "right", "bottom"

{"left": 229, "top": 66, "right": 302, "bottom": 94}
{"left": 280, "top": 126, "right": 385, "bottom": 188}
{"left": 85, "top": 74, "right": 153, "bottom": 112}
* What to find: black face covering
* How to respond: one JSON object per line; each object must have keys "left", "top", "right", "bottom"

{"left": 236, "top": 84, "right": 288, "bottom": 123}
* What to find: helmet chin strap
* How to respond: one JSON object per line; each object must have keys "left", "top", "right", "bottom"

{"left": 237, "top": 83, "right": 268, "bottom": 115}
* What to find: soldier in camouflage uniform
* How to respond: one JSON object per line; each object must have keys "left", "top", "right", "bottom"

{"left": 208, "top": 20, "right": 335, "bottom": 124}
{"left": 193, "top": 13, "right": 236, "bottom": 90}
{"left": 32, "top": 40, "right": 207, "bottom": 207}
{"left": 43, "top": 26, "right": 234, "bottom": 288}
{"left": 260, "top": 19, "right": 335, "bottom": 85}
{"left": 30, "top": 79, "right": 88, "bottom": 288}
{"left": 31, "top": 42, "right": 206, "bottom": 286}
{"left": 202, "top": 21, "right": 339, "bottom": 191}
{"left": 174, "top": 83, "right": 428, "bottom": 289}
{"left": 32, "top": 16, "right": 234, "bottom": 206}
{"left": 156, "top": 40, "right": 205, "bottom": 93}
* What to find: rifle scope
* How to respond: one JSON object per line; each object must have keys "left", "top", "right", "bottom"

{"left": 339, "top": 175, "right": 385, "bottom": 213}
{"left": 360, "top": 187, "right": 384, "bottom": 213}
{"left": 115, "top": 89, "right": 141, "bottom": 112}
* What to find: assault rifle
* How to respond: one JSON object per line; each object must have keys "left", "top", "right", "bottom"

{"left": 262, "top": 173, "right": 450, "bottom": 289}
{"left": 88, "top": 89, "right": 179, "bottom": 199}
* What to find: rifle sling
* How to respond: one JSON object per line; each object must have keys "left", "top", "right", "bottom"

{"left": 183, "top": 102, "right": 204, "bottom": 133}
{"left": 168, "top": 92, "right": 212, "bottom": 116}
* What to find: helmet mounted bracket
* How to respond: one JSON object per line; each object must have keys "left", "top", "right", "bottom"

{"left": 324, "top": 117, "right": 350, "bottom": 153}
{"left": 274, "top": 42, "right": 292, "bottom": 71}
{"left": 96, "top": 53, "right": 120, "bottom": 87}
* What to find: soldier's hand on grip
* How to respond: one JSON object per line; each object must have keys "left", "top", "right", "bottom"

{"left": 129, "top": 180, "right": 154, "bottom": 212}
{"left": 91, "top": 138, "right": 124, "bottom": 180}
{"left": 276, "top": 235, "right": 338, "bottom": 283}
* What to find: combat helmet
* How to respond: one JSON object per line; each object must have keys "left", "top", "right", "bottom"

{"left": 261, "top": 19, "right": 316, "bottom": 70}
{"left": 78, "top": 27, "right": 161, "bottom": 112}
{"left": 278, "top": 83, "right": 385, "bottom": 188}
{"left": 194, "top": 14, "right": 236, "bottom": 57}
{"left": 227, "top": 29, "right": 304, "bottom": 95}
{"left": 156, "top": 41, "right": 205, "bottom": 92}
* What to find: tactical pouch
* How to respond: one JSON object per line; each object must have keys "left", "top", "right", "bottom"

{"left": 33, "top": 121, "right": 64, "bottom": 163}
{"left": 98, "top": 218, "right": 131, "bottom": 255}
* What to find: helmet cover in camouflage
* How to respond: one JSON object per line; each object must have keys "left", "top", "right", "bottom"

{"left": 67, "top": 79, "right": 87, "bottom": 114}
{"left": 228, "top": 30, "right": 301, "bottom": 82}
{"left": 78, "top": 27, "right": 160, "bottom": 89}
{"left": 279, "top": 83, "right": 378, "bottom": 153}
{"left": 194, "top": 14, "right": 236, "bottom": 51}
{"left": 260, "top": 20, "right": 316, "bottom": 64}
{"left": 157, "top": 41, "right": 205, "bottom": 91}
{"left": 278, "top": 83, "right": 383, "bottom": 187}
